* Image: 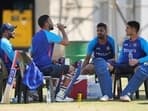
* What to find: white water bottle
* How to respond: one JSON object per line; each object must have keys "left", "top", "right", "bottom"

{"left": 128, "top": 51, "right": 133, "bottom": 60}
{"left": 128, "top": 51, "right": 134, "bottom": 66}
{"left": 46, "top": 89, "right": 51, "bottom": 103}
{"left": 65, "top": 58, "right": 70, "bottom": 65}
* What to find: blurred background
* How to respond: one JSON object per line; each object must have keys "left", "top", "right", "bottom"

{"left": 0, "top": 0, "right": 148, "bottom": 63}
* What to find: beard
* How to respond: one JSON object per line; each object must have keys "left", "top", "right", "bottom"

{"left": 8, "top": 33, "right": 15, "bottom": 39}
{"left": 49, "top": 27, "right": 54, "bottom": 30}
{"left": 48, "top": 25, "right": 54, "bottom": 30}
{"left": 98, "top": 36, "right": 105, "bottom": 40}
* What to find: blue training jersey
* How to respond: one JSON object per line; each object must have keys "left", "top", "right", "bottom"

{"left": 0, "top": 37, "right": 14, "bottom": 71}
{"left": 118, "top": 37, "right": 148, "bottom": 64}
{"left": 31, "top": 30, "right": 62, "bottom": 69}
{"left": 87, "top": 35, "right": 115, "bottom": 60}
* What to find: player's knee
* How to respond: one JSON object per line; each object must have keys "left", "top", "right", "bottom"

{"left": 81, "top": 68, "right": 89, "bottom": 74}
{"left": 93, "top": 57, "right": 106, "bottom": 63}
{"left": 137, "top": 64, "right": 148, "bottom": 76}
{"left": 81, "top": 65, "right": 95, "bottom": 74}
{"left": 94, "top": 58, "right": 107, "bottom": 70}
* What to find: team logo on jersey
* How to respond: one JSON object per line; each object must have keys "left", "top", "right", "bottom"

{"left": 96, "top": 47, "right": 100, "bottom": 50}
{"left": 124, "top": 43, "right": 128, "bottom": 46}
{"left": 106, "top": 46, "right": 110, "bottom": 50}
{"left": 123, "top": 48, "right": 129, "bottom": 52}
{"left": 133, "top": 43, "right": 137, "bottom": 47}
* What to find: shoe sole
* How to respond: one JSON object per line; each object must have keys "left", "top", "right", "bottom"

{"left": 56, "top": 98, "right": 74, "bottom": 102}
{"left": 120, "top": 99, "right": 131, "bottom": 102}
{"left": 100, "top": 98, "right": 114, "bottom": 102}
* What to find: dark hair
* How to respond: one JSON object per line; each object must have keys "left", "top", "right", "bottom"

{"left": 127, "top": 21, "right": 140, "bottom": 32}
{"left": 97, "top": 23, "right": 107, "bottom": 30}
{"left": 0, "top": 23, "right": 16, "bottom": 38}
{"left": 0, "top": 23, "right": 16, "bottom": 33}
{"left": 38, "top": 15, "right": 49, "bottom": 28}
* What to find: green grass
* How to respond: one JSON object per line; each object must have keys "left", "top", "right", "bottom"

{"left": 0, "top": 100, "right": 148, "bottom": 111}
{"left": 0, "top": 78, "right": 147, "bottom": 111}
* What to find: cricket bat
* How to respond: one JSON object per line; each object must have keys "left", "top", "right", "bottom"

{"left": 64, "top": 61, "right": 82, "bottom": 98}
{"left": 1, "top": 50, "right": 19, "bottom": 103}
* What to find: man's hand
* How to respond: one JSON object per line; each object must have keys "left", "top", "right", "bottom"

{"left": 129, "top": 59, "right": 139, "bottom": 66}
{"left": 107, "top": 63, "right": 114, "bottom": 72}
{"left": 57, "top": 23, "right": 66, "bottom": 31}
{"left": 81, "top": 64, "right": 95, "bottom": 75}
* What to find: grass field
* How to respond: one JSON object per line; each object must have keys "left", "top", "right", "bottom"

{"left": 0, "top": 78, "right": 147, "bottom": 111}
{"left": 0, "top": 99, "right": 148, "bottom": 111}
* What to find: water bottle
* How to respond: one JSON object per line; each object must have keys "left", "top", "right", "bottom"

{"left": 77, "top": 93, "right": 82, "bottom": 102}
{"left": 128, "top": 51, "right": 133, "bottom": 66}
{"left": 46, "top": 89, "right": 51, "bottom": 103}
{"left": 128, "top": 51, "right": 133, "bottom": 60}
{"left": 65, "top": 58, "right": 70, "bottom": 65}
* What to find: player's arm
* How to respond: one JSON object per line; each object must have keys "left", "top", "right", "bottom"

{"left": 82, "top": 54, "right": 91, "bottom": 69}
{"left": 1, "top": 39, "right": 14, "bottom": 61}
{"left": 108, "top": 36, "right": 116, "bottom": 61}
{"left": 82, "top": 39, "right": 95, "bottom": 69}
{"left": 44, "top": 28, "right": 68, "bottom": 46}
{"left": 56, "top": 23, "right": 69, "bottom": 46}
{"left": 138, "top": 38, "right": 148, "bottom": 63}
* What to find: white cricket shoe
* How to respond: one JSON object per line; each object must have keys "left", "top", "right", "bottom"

{"left": 56, "top": 96, "right": 74, "bottom": 102}
{"left": 100, "top": 95, "right": 113, "bottom": 101}
{"left": 120, "top": 95, "right": 131, "bottom": 102}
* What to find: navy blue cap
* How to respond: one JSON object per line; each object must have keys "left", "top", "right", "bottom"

{"left": 0, "top": 23, "right": 17, "bottom": 33}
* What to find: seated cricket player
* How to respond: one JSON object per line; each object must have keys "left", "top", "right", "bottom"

{"left": 0, "top": 23, "right": 21, "bottom": 102}
{"left": 31, "top": 14, "right": 81, "bottom": 102}
{"left": 81, "top": 23, "right": 115, "bottom": 101}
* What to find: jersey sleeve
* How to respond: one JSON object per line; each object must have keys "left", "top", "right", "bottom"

{"left": 108, "top": 36, "right": 115, "bottom": 56}
{"left": 87, "top": 38, "right": 97, "bottom": 56}
{"left": 117, "top": 40, "right": 125, "bottom": 63}
{"left": 117, "top": 47, "right": 124, "bottom": 63}
{"left": 44, "top": 30, "right": 62, "bottom": 43}
{"left": 1, "top": 38, "right": 14, "bottom": 61}
{"left": 138, "top": 38, "right": 148, "bottom": 63}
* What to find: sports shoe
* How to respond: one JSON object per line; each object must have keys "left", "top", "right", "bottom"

{"left": 28, "top": 90, "right": 39, "bottom": 101}
{"left": 100, "top": 95, "right": 113, "bottom": 101}
{"left": 56, "top": 96, "right": 74, "bottom": 102}
{"left": 120, "top": 95, "right": 131, "bottom": 102}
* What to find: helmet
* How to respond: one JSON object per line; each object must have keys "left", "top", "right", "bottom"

{"left": 0, "top": 23, "right": 17, "bottom": 33}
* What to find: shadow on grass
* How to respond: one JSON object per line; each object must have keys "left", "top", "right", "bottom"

{"left": 135, "top": 95, "right": 148, "bottom": 105}
{"left": 138, "top": 102, "right": 148, "bottom": 105}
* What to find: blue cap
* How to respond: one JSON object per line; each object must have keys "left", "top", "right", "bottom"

{"left": 0, "top": 23, "right": 17, "bottom": 33}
